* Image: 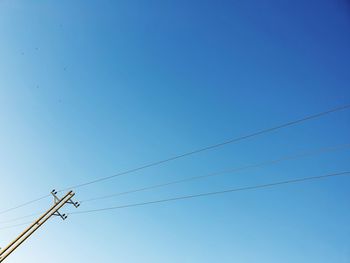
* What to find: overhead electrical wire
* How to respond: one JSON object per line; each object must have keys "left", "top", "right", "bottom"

{"left": 60, "top": 104, "right": 350, "bottom": 191}
{"left": 3, "top": 143, "right": 349, "bottom": 226}
{"left": 0, "top": 104, "right": 349, "bottom": 217}
{"left": 1, "top": 171, "right": 350, "bottom": 228}
{"left": 0, "top": 195, "right": 50, "bottom": 216}
{"left": 0, "top": 215, "right": 61, "bottom": 231}
{"left": 0, "top": 212, "right": 43, "bottom": 225}
{"left": 70, "top": 171, "right": 350, "bottom": 215}
{"left": 80, "top": 143, "right": 350, "bottom": 203}
{"left": 0, "top": 221, "right": 34, "bottom": 231}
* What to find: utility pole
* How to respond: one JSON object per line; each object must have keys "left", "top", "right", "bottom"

{"left": 0, "top": 190, "right": 79, "bottom": 262}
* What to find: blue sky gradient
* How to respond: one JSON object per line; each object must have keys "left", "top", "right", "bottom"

{"left": 0, "top": 1, "right": 350, "bottom": 262}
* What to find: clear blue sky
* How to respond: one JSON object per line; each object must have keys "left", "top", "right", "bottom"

{"left": 0, "top": 1, "right": 350, "bottom": 262}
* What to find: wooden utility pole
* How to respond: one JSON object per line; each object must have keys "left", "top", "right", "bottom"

{"left": 0, "top": 190, "right": 79, "bottom": 262}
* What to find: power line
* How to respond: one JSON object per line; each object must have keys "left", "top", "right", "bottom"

{"left": 4, "top": 143, "right": 349, "bottom": 225}
{"left": 0, "top": 212, "right": 43, "bottom": 225}
{"left": 2, "top": 170, "right": 350, "bottom": 225}
{"left": 70, "top": 171, "right": 350, "bottom": 214}
{"left": 80, "top": 143, "right": 350, "bottom": 203}
{"left": 0, "top": 221, "right": 34, "bottom": 231}
{"left": 61, "top": 104, "right": 350, "bottom": 191}
{"left": 0, "top": 195, "right": 50, "bottom": 216}
{"left": 1, "top": 104, "right": 349, "bottom": 217}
